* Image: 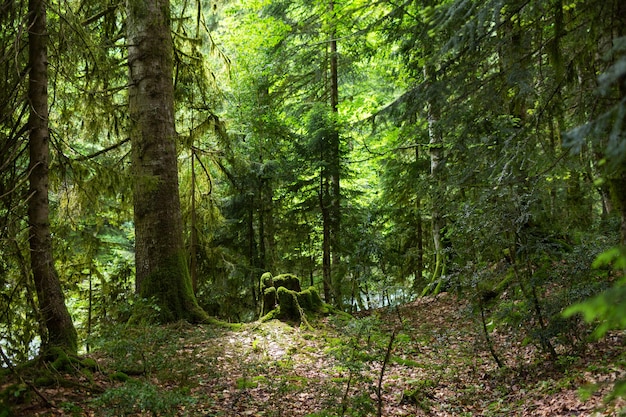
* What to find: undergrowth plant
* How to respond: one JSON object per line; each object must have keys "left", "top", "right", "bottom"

{"left": 322, "top": 315, "right": 395, "bottom": 416}
{"left": 91, "top": 380, "right": 193, "bottom": 417}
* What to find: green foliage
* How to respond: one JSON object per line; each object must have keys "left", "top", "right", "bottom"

{"left": 564, "top": 248, "right": 626, "bottom": 339}
{"left": 90, "top": 316, "right": 178, "bottom": 376}
{"left": 92, "top": 380, "right": 193, "bottom": 417}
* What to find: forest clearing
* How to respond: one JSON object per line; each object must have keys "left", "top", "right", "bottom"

{"left": 3, "top": 292, "right": 625, "bottom": 416}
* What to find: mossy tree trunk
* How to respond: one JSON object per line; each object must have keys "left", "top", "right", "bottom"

{"left": 424, "top": 63, "right": 445, "bottom": 295}
{"left": 27, "top": 0, "right": 78, "bottom": 354}
{"left": 127, "top": 0, "right": 206, "bottom": 323}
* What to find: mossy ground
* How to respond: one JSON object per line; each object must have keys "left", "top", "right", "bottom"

{"left": 3, "top": 293, "right": 626, "bottom": 416}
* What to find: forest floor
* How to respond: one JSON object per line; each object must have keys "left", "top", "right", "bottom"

{"left": 3, "top": 292, "right": 626, "bottom": 416}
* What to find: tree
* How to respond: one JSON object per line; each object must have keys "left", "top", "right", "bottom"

{"left": 27, "top": 0, "right": 78, "bottom": 353}
{"left": 126, "top": 0, "right": 207, "bottom": 323}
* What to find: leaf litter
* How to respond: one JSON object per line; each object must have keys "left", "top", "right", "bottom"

{"left": 4, "top": 292, "right": 626, "bottom": 416}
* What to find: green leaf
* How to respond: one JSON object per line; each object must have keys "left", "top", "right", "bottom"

{"left": 591, "top": 247, "right": 625, "bottom": 269}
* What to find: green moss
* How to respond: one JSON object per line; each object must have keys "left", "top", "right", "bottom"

{"left": 48, "top": 347, "right": 72, "bottom": 371}
{"left": 273, "top": 274, "right": 301, "bottom": 292}
{"left": 110, "top": 371, "right": 130, "bottom": 382}
{"left": 297, "top": 286, "right": 323, "bottom": 312}
{"left": 205, "top": 317, "right": 242, "bottom": 330}
{"left": 138, "top": 251, "right": 209, "bottom": 324}
{"left": 260, "top": 272, "right": 273, "bottom": 291}
{"left": 260, "top": 307, "right": 281, "bottom": 322}
{"left": 297, "top": 289, "right": 313, "bottom": 310}
{"left": 34, "top": 376, "right": 55, "bottom": 387}
{"left": 236, "top": 376, "right": 267, "bottom": 389}
{"left": 308, "top": 286, "right": 323, "bottom": 308}
{"left": 277, "top": 287, "right": 301, "bottom": 321}
{"left": 81, "top": 358, "right": 98, "bottom": 370}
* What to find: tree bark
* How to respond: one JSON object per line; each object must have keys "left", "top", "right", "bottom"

{"left": 127, "top": 0, "right": 207, "bottom": 322}
{"left": 328, "top": 0, "right": 343, "bottom": 308}
{"left": 424, "top": 64, "right": 444, "bottom": 294}
{"left": 611, "top": 0, "right": 626, "bottom": 245}
{"left": 27, "top": 0, "right": 77, "bottom": 353}
{"left": 414, "top": 145, "right": 424, "bottom": 293}
{"left": 320, "top": 174, "right": 333, "bottom": 303}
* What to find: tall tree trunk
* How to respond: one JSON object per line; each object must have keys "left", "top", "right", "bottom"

{"left": 413, "top": 145, "right": 424, "bottom": 293}
{"left": 320, "top": 174, "right": 333, "bottom": 303}
{"left": 27, "top": 0, "right": 77, "bottom": 353}
{"left": 610, "top": 0, "right": 626, "bottom": 245}
{"left": 127, "top": 0, "right": 206, "bottom": 323}
{"left": 328, "top": 0, "right": 343, "bottom": 308}
{"left": 424, "top": 64, "right": 444, "bottom": 295}
{"left": 190, "top": 151, "right": 198, "bottom": 293}
{"left": 259, "top": 175, "right": 276, "bottom": 272}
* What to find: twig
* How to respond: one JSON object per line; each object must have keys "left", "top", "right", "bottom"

{"left": 377, "top": 329, "right": 397, "bottom": 417}
{"left": 73, "top": 137, "right": 130, "bottom": 161}
{"left": 340, "top": 369, "right": 353, "bottom": 417}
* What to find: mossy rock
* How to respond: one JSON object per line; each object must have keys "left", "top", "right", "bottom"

{"left": 273, "top": 274, "right": 301, "bottom": 292}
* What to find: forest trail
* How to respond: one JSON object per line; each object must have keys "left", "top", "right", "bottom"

{"left": 5, "top": 293, "right": 626, "bottom": 416}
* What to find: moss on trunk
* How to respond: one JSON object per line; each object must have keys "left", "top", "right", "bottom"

{"left": 138, "top": 251, "right": 208, "bottom": 323}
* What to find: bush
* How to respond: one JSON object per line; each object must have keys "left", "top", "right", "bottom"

{"left": 92, "top": 380, "right": 192, "bottom": 417}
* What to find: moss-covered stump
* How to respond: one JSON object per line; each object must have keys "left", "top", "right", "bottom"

{"left": 297, "top": 286, "right": 324, "bottom": 312}
{"left": 260, "top": 272, "right": 274, "bottom": 289}
{"left": 262, "top": 287, "right": 277, "bottom": 316}
{"left": 277, "top": 287, "right": 300, "bottom": 321}
{"left": 260, "top": 272, "right": 276, "bottom": 317}
{"left": 273, "top": 274, "right": 301, "bottom": 292}
{"left": 259, "top": 272, "right": 324, "bottom": 325}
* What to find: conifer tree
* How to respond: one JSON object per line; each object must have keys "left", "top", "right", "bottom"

{"left": 27, "top": 0, "right": 78, "bottom": 353}
{"left": 127, "top": 0, "right": 207, "bottom": 322}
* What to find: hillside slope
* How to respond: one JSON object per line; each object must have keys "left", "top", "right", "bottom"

{"left": 3, "top": 293, "right": 625, "bottom": 416}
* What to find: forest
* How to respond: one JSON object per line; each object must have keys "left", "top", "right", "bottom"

{"left": 1, "top": 0, "right": 626, "bottom": 415}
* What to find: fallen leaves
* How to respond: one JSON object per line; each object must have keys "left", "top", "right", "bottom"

{"left": 5, "top": 293, "right": 626, "bottom": 416}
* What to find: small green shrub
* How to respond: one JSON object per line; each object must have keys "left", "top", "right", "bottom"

{"left": 92, "top": 380, "right": 192, "bottom": 417}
